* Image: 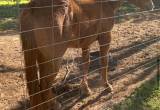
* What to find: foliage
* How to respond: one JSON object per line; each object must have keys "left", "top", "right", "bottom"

{"left": 0, "top": 18, "right": 17, "bottom": 31}
{"left": 113, "top": 77, "right": 160, "bottom": 110}
{"left": 0, "top": 0, "right": 29, "bottom": 30}
{"left": 0, "top": 0, "right": 29, "bottom": 6}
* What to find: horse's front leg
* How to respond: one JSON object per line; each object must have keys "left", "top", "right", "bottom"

{"left": 37, "top": 52, "right": 60, "bottom": 110}
{"left": 24, "top": 50, "right": 44, "bottom": 110}
{"left": 80, "top": 47, "right": 92, "bottom": 96}
{"left": 98, "top": 32, "right": 113, "bottom": 93}
{"left": 37, "top": 45, "right": 67, "bottom": 110}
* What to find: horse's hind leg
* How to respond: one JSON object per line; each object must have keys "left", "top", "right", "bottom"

{"left": 98, "top": 32, "right": 113, "bottom": 93}
{"left": 37, "top": 52, "right": 59, "bottom": 110}
{"left": 80, "top": 47, "right": 92, "bottom": 96}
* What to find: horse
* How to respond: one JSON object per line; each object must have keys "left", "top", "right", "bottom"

{"left": 20, "top": 0, "right": 154, "bottom": 109}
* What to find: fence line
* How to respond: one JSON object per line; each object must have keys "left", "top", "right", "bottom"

{"left": 20, "top": 8, "right": 160, "bottom": 37}
{"left": 1, "top": 0, "right": 159, "bottom": 109}
{"left": 20, "top": 35, "right": 160, "bottom": 71}
{"left": 27, "top": 54, "right": 158, "bottom": 99}
{"left": 2, "top": 35, "right": 158, "bottom": 85}
{"left": 27, "top": 62, "right": 158, "bottom": 110}
{"left": 19, "top": 0, "right": 160, "bottom": 109}
{"left": 1, "top": 31, "right": 159, "bottom": 84}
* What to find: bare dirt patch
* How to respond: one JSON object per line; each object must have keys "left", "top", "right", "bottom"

{"left": 0, "top": 11, "right": 160, "bottom": 110}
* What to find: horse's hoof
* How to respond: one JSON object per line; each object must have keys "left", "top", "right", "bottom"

{"left": 80, "top": 78, "right": 92, "bottom": 97}
{"left": 80, "top": 82, "right": 92, "bottom": 97}
{"left": 50, "top": 101, "right": 62, "bottom": 110}
{"left": 80, "top": 87, "right": 92, "bottom": 97}
{"left": 55, "top": 102, "right": 62, "bottom": 110}
{"left": 104, "top": 82, "right": 113, "bottom": 94}
{"left": 106, "top": 83, "right": 113, "bottom": 94}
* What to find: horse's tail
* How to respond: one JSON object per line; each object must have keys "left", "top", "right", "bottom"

{"left": 20, "top": 9, "right": 42, "bottom": 108}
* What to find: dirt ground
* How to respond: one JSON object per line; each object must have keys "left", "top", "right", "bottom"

{"left": 0, "top": 11, "right": 160, "bottom": 110}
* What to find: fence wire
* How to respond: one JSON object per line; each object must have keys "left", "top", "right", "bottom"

{"left": 0, "top": 0, "right": 160, "bottom": 110}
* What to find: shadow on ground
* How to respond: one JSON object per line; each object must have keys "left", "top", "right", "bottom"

{"left": 0, "top": 64, "right": 21, "bottom": 73}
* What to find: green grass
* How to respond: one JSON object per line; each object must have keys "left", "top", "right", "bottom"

{"left": 0, "top": 0, "right": 29, "bottom": 31}
{"left": 0, "top": 0, "right": 29, "bottom": 18}
{"left": 115, "top": 3, "right": 138, "bottom": 23}
{"left": 113, "top": 77, "right": 160, "bottom": 110}
{"left": 119, "top": 3, "right": 137, "bottom": 13}
{"left": 0, "top": 6, "right": 19, "bottom": 18}
{"left": 0, "top": 0, "right": 29, "bottom": 6}
{"left": 0, "top": 18, "right": 17, "bottom": 31}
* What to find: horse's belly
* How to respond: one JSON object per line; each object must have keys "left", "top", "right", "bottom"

{"left": 68, "top": 21, "right": 99, "bottom": 48}
{"left": 80, "top": 36, "right": 97, "bottom": 47}
{"left": 68, "top": 35, "right": 97, "bottom": 48}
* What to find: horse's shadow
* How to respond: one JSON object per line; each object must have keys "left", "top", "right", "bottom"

{"left": 0, "top": 65, "right": 21, "bottom": 73}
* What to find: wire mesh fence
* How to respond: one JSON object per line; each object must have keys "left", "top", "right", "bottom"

{"left": 0, "top": 0, "right": 160, "bottom": 110}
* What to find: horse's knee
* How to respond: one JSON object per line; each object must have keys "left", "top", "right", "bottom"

{"left": 106, "top": 82, "right": 113, "bottom": 93}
